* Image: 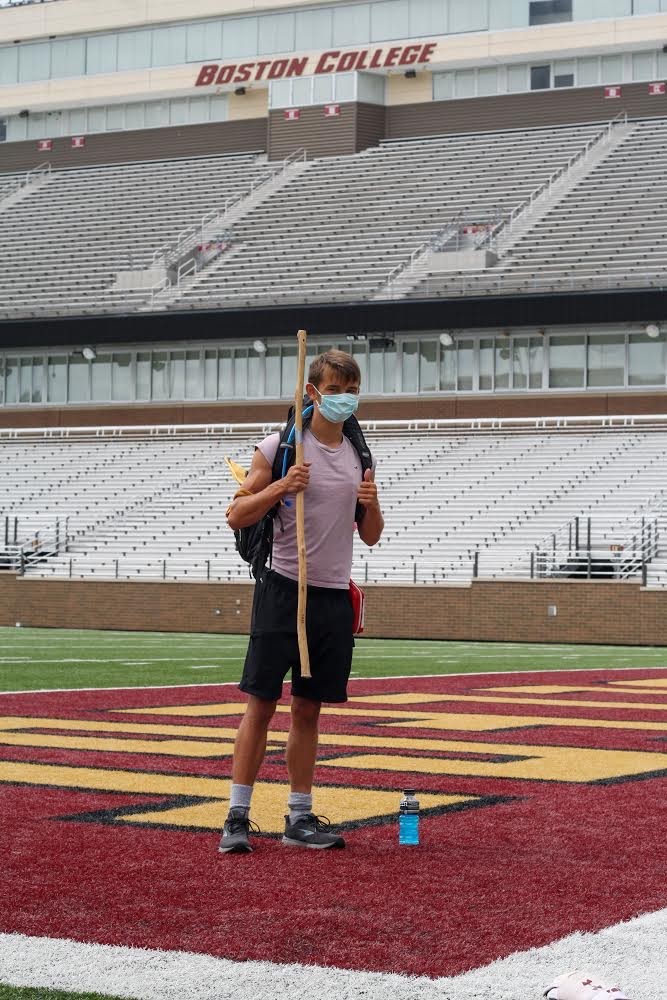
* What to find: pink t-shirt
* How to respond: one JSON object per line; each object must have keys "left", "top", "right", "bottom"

{"left": 258, "top": 429, "right": 362, "bottom": 589}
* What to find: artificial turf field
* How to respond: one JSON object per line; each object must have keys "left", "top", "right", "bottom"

{"left": 1, "top": 628, "right": 666, "bottom": 1000}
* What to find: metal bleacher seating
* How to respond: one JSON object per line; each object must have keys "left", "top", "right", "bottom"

{"left": 0, "top": 152, "right": 274, "bottom": 318}
{"left": 2, "top": 419, "right": 667, "bottom": 585}
{"left": 410, "top": 117, "right": 667, "bottom": 299}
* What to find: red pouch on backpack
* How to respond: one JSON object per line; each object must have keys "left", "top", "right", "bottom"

{"left": 349, "top": 579, "right": 365, "bottom": 635}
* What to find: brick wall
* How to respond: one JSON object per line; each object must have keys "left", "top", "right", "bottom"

{"left": 2, "top": 574, "right": 666, "bottom": 646}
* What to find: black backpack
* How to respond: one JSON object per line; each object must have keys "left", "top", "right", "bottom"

{"left": 234, "top": 397, "right": 373, "bottom": 579}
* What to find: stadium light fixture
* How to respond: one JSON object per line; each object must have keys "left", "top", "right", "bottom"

{"left": 439, "top": 332, "right": 453, "bottom": 347}
{"left": 252, "top": 339, "right": 267, "bottom": 354}
{"left": 81, "top": 346, "right": 96, "bottom": 361}
{"left": 404, "top": 70, "right": 417, "bottom": 79}
{"left": 645, "top": 324, "right": 660, "bottom": 339}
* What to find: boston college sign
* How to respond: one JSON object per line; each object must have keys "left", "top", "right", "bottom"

{"left": 195, "top": 41, "right": 437, "bottom": 87}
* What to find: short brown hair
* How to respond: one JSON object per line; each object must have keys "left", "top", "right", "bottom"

{"left": 308, "top": 349, "right": 361, "bottom": 388}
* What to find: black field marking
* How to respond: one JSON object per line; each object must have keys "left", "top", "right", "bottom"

{"left": 590, "top": 767, "right": 667, "bottom": 786}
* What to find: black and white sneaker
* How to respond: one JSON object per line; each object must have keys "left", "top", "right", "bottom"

{"left": 282, "top": 813, "right": 345, "bottom": 849}
{"left": 218, "top": 808, "right": 259, "bottom": 854}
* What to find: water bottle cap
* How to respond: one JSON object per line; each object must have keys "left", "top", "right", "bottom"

{"left": 403, "top": 788, "right": 416, "bottom": 796}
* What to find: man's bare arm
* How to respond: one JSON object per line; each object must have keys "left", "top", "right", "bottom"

{"left": 226, "top": 448, "right": 310, "bottom": 531}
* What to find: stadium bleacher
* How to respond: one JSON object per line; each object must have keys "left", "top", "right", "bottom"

{"left": 2, "top": 418, "right": 666, "bottom": 585}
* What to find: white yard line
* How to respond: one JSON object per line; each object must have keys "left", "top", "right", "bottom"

{"left": 0, "top": 909, "right": 665, "bottom": 1000}
{"left": 0, "top": 665, "right": 665, "bottom": 696}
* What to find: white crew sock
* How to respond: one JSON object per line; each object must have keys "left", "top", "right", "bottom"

{"left": 288, "top": 791, "right": 313, "bottom": 824}
{"left": 229, "top": 783, "right": 253, "bottom": 816}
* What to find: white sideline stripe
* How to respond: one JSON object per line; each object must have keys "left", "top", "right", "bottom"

{"left": 0, "top": 664, "right": 664, "bottom": 696}
{"left": 0, "top": 909, "right": 665, "bottom": 1000}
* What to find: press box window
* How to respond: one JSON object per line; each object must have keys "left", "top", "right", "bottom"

{"left": 529, "top": 1, "right": 572, "bottom": 26}
{"left": 554, "top": 73, "right": 574, "bottom": 88}
{"left": 530, "top": 65, "right": 551, "bottom": 90}
{"left": 0, "top": 119, "right": 6, "bottom": 142}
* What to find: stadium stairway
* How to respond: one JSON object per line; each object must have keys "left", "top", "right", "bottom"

{"left": 3, "top": 421, "right": 667, "bottom": 585}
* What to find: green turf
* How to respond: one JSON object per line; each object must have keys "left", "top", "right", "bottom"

{"left": 0, "top": 988, "right": 127, "bottom": 1000}
{"left": 0, "top": 626, "right": 665, "bottom": 692}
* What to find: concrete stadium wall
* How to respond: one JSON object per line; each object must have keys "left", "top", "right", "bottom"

{"left": 2, "top": 574, "right": 667, "bottom": 645}
{"left": 1, "top": 390, "right": 666, "bottom": 429}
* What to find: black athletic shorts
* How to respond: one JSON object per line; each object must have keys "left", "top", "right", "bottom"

{"left": 240, "top": 569, "right": 354, "bottom": 704}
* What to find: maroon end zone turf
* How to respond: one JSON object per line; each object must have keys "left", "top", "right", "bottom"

{"left": 1, "top": 668, "right": 666, "bottom": 977}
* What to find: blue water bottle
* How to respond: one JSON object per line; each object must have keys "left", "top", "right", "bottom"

{"left": 398, "top": 788, "right": 420, "bottom": 845}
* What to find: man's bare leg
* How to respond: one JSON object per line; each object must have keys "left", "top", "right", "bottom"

{"left": 286, "top": 695, "right": 321, "bottom": 792}
{"left": 231, "top": 694, "right": 278, "bottom": 786}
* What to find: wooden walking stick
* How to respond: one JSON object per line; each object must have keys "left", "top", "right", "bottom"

{"left": 294, "top": 328, "right": 311, "bottom": 678}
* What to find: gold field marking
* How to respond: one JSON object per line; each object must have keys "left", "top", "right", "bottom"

{"left": 348, "top": 693, "right": 667, "bottom": 711}
{"left": 0, "top": 732, "right": 238, "bottom": 758}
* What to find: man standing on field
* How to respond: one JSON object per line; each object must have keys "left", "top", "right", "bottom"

{"left": 221, "top": 349, "right": 384, "bottom": 853}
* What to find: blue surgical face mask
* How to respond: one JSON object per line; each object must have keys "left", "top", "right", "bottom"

{"left": 315, "top": 387, "right": 359, "bottom": 423}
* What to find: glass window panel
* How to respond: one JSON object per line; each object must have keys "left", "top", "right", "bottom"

{"left": 186, "top": 21, "right": 223, "bottom": 62}
{"left": 529, "top": 338, "right": 544, "bottom": 389}
{"left": 51, "top": 38, "right": 86, "bottom": 79}
{"left": 418, "top": 340, "right": 437, "bottom": 392}
{"left": 554, "top": 73, "right": 574, "bottom": 88}
{"left": 479, "top": 339, "right": 494, "bottom": 390}
{"left": 92, "top": 354, "right": 112, "bottom": 401}
{"left": 31, "top": 357, "right": 43, "bottom": 403}
{"left": 449, "top": 0, "right": 488, "bottom": 33}
{"left": 169, "top": 350, "right": 185, "bottom": 399}
{"left": 529, "top": 1, "right": 572, "bottom": 26}
{"left": 106, "top": 106, "right": 124, "bottom": 131}
{"left": 112, "top": 353, "right": 131, "bottom": 400}
{"left": 44, "top": 111, "right": 64, "bottom": 137}
{"left": 478, "top": 67, "right": 498, "bottom": 96}
{"left": 489, "top": 0, "right": 528, "bottom": 29}
{"left": 577, "top": 57, "right": 599, "bottom": 86}
{"left": 222, "top": 18, "right": 258, "bottom": 58}
{"left": 291, "top": 77, "right": 312, "bottom": 105}
{"left": 265, "top": 347, "right": 281, "bottom": 397}
{"left": 383, "top": 340, "right": 397, "bottom": 392}
{"left": 125, "top": 104, "right": 145, "bottom": 130}
{"left": 218, "top": 349, "right": 233, "bottom": 398}
{"left": 184, "top": 350, "right": 201, "bottom": 399}
{"left": 530, "top": 65, "right": 551, "bottom": 90}
{"left": 145, "top": 101, "right": 169, "bottom": 127}
{"left": 334, "top": 72, "right": 356, "bottom": 102}
{"left": 401, "top": 341, "right": 418, "bottom": 392}
{"left": 19, "top": 42, "right": 50, "bottom": 83}
{"left": 495, "top": 341, "right": 511, "bottom": 389}
{"left": 68, "top": 355, "right": 90, "bottom": 403}
{"left": 151, "top": 351, "right": 169, "bottom": 401}
{"left": 439, "top": 343, "right": 456, "bottom": 391}
{"left": 0, "top": 46, "right": 18, "bottom": 86}
{"left": 352, "top": 342, "right": 368, "bottom": 385}
{"left": 600, "top": 54, "right": 623, "bottom": 84}
{"left": 628, "top": 333, "right": 666, "bottom": 386}
{"left": 66, "top": 108, "right": 86, "bottom": 134}
{"left": 152, "top": 26, "right": 186, "bottom": 68}
{"left": 368, "top": 341, "right": 385, "bottom": 393}
{"left": 0, "top": 358, "right": 4, "bottom": 404}
{"left": 170, "top": 98, "right": 189, "bottom": 124}
{"left": 0, "top": 119, "right": 4, "bottom": 142}
{"left": 270, "top": 79, "right": 292, "bottom": 107}
{"left": 507, "top": 64, "right": 527, "bottom": 92}
{"left": 87, "top": 107, "right": 106, "bottom": 133}
{"left": 188, "top": 97, "right": 210, "bottom": 124}
{"left": 312, "top": 74, "right": 333, "bottom": 104}
{"left": 259, "top": 13, "right": 295, "bottom": 55}
{"left": 117, "top": 30, "right": 152, "bottom": 71}
{"left": 86, "top": 34, "right": 118, "bottom": 75}
{"left": 235, "top": 350, "right": 248, "bottom": 398}
{"left": 27, "top": 114, "right": 47, "bottom": 139}
{"left": 295, "top": 9, "right": 333, "bottom": 50}
{"left": 371, "top": 0, "right": 409, "bottom": 41}
{"left": 48, "top": 357, "right": 69, "bottom": 403}
{"left": 332, "top": 4, "right": 371, "bottom": 46}
{"left": 658, "top": 51, "right": 667, "bottom": 77}
{"left": 209, "top": 95, "right": 227, "bottom": 121}
{"left": 136, "top": 352, "right": 151, "bottom": 400}
{"left": 204, "top": 350, "right": 218, "bottom": 398}
{"left": 455, "top": 70, "right": 476, "bottom": 98}
{"left": 247, "top": 349, "right": 262, "bottom": 397}
{"left": 281, "top": 346, "right": 296, "bottom": 398}
{"left": 457, "top": 342, "right": 473, "bottom": 391}
{"left": 587, "top": 334, "right": 624, "bottom": 388}
{"left": 512, "top": 338, "right": 529, "bottom": 389}
{"left": 633, "top": 0, "right": 660, "bottom": 10}
{"left": 357, "top": 71, "right": 385, "bottom": 103}
{"left": 573, "top": 0, "right": 629, "bottom": 15}
{"left": 632, "top": 52, "right": 655, "bottom": 81}
{"left": 409, "top": 0, "right": 448, "bottom": 37}
{"left": 549, "top": 335, "right": 585, "bottom": 388}
{"left": 6, "top": 117, "right": 25, "bottom": 141}
{"left": 433, "top": 72, "right": 454, "bottom": 100}
{"left": 19, "top": 358, "right": 32, "bottom": 404}
{"left": 5, "top": 358, "right": 18, "bottom": 405}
